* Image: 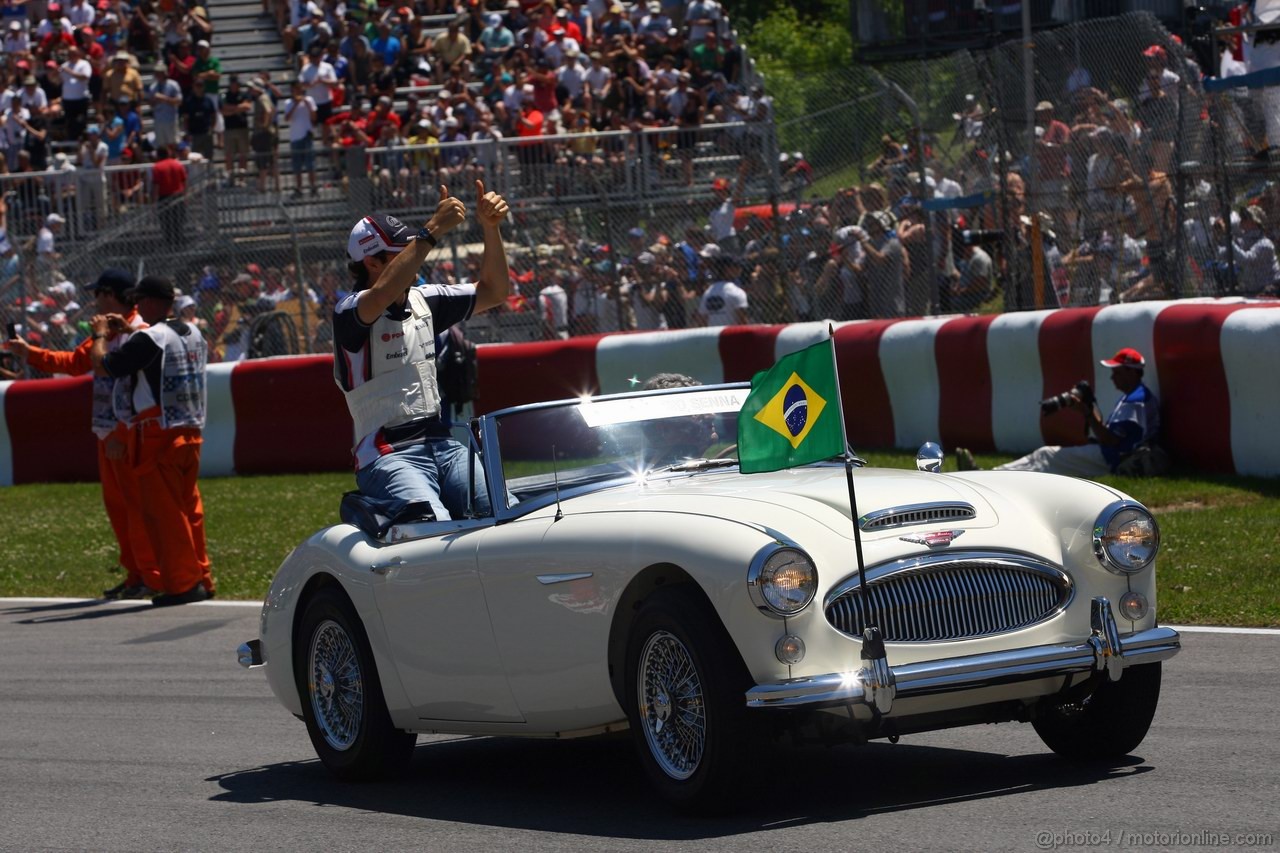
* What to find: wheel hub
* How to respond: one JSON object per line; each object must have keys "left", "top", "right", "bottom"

{"left": 654, "top": 689, "right": 672, "bottom": 723}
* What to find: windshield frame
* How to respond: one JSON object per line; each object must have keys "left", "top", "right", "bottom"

{"left": 480, "top": 382, "right": 752, "bottom": 523}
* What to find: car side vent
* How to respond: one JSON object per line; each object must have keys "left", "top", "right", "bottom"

{"left": 859, "top": 501, "right": 976, "bottom": 531}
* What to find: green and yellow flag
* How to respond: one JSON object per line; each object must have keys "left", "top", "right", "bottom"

{"left": 737, "top": 339, "right": 846, "bottom": 474}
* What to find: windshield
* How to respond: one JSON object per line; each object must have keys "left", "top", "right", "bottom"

{"left": 495, "top": 387, "right": 750, "bottom": 503}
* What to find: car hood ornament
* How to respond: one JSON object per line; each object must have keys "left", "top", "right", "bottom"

{"left": 899, "top": 530, "right": 965, "bottom": 548}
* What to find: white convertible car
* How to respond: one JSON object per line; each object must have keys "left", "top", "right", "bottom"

{"left": 239, "top": 383, "right": 1180, "bottom": 811}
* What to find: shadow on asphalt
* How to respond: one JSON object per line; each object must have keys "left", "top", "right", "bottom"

{"left": 207, "top": 736, "right": 1150, "bottom": 838}
{"left": 1, "top": 600, "right": 154, "bottom": 623}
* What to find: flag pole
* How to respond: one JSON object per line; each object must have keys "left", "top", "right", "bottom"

{"left": 826, "top": 324, "right": 894, "bottom": 714}
{"left": 826, "top": 324, "right": 877, "bottom": 634}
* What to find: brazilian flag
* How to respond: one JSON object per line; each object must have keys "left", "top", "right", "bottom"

{"left": 737, "top": 339, "right": 846, "bottom": 474}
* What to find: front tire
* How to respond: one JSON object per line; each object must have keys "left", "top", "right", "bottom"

{"left": 624, "top": 589, "right": 753, "bottom": 812}
{"left": 1033, "top": 662, "right": 1162, "bottom": 760}
{"left": 295, "top": 587, "right": 416, "bottom": 781}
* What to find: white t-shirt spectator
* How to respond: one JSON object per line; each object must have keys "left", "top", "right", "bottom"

{"left": 542, "top": 36, "right": 579, "bottom": 68}
{"left": 684, "top": 0, "right": 721, "bottom": 43}
{"left": 79, "top": 138, "right": 108, "bottom": 168}
{"left": 698, "top": 280, "right": 747, "bottom": 326}
{"left": 585, "top": 63, "right": 613, "bottom": 96}
{"left": 708, "top": 199, "right": 735, "bottom": 241}
{"left": 3, "top": 31, "right": 29, "bottom": 54}
{"left": 299, "top": 60, "right": 337, "bottom": 106}
{"left": 283, "top": 96, "right": 317, "bottom": 142}
{"left": 664, "top": 85, "right": 689, "bottom": 117}
{"left": 538, "top": 283, "right": 568, "bottom": 337}
{"left": 61, "top": 59, "right": 92, "bottom": 101}
{"left": 1, "top": 106, "right": 29, "bottom": 147}
{"left": 36, "top": 226, "right": 56, "bottom": 255}
{"left": 17, "top": 86, "right": 49, "bottom": 114}
{"left": 557, "top": 62, "right": 585, "bottom": 100}
{"left": 66, "top": 0, "right": 95, "bottom": 28}
{"left": 36, "top": 16, "right": 73, "bottom": 38}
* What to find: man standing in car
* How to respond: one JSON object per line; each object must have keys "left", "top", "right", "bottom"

{"left": 334, "top": 181, "right": 510, "bottom": 522}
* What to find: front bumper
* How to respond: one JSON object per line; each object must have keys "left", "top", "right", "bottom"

{"left": 746, "top": 596, "right": 1180, "bottom": 711}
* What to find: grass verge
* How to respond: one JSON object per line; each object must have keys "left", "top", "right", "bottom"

{"left": 1, "top": 455, "right": 1275, "bottom": 626}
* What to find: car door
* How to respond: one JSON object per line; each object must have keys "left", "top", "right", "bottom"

{"left": 475, "top": 513, "right": 627, "bottom": 732}
{"left": 372, "top": 521, "right": 524, "bottom": 724}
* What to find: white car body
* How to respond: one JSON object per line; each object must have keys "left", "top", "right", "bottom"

{"left": 241, "top": 383, "right": 1179, "bottom": 808}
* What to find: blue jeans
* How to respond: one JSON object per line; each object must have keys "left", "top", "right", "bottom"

{"left": 355, "top": 439, "right": 492, "bottom": 521}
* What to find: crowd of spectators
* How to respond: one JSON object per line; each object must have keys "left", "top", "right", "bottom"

{"left": 8, "top": 11, "right": 1280, "bottom": 371}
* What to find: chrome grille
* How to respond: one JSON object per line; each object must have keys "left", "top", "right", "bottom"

{"left": 859, "top": 502, "right": 976, "bottom": 531}
{"left": 825, "top": 557, "right": 1071, "bottom": 642}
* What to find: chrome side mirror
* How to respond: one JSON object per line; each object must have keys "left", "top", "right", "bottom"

{"left": 915, "top": 441, "right": 944, "bottom": 473}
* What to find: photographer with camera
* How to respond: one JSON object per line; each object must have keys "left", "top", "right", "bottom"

{"left": 957, "top": 348, "right": 1161, "bottom": 477}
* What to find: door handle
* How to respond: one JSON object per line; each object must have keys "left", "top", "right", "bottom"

{"left": 370, "top": 557, "right": 405, "bottom": 575}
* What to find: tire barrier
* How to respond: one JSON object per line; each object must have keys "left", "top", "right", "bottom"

{"left": 2, "top": 298, "right": 1279, "bottom": 485}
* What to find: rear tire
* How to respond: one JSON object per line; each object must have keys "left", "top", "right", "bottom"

{"left": 295, "top": 587, "right": 416, "bottom": 781}
{"left": 1033, "top": 662, "right": 1162, "bottom": 760}
{"left": 624, "top": 588, "right": 754, "bottom": 813}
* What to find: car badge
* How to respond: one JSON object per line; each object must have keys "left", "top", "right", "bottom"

{"left": 899, "top": 530, "right": 965, "bottom": 548}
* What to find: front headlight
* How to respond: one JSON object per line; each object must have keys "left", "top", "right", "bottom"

{"left": 748, "top": 546, "right": 818, "bottom": 616}
{"left": 1093, "top": 500, "right": 1160, "bottom": 574}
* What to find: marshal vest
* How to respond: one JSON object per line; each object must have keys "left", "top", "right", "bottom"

{"left": 338, "top": 287, "right": 442, "bottom": 450}
{"left": 94, "top": 313, "right": 147, "bottom": 438}
{"left": 120, "top": 321, "right": 208, "bottom": 429}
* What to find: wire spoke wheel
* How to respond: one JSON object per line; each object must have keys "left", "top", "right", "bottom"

{"left": 637, "top": 629, "right": 707, "bottom": 781}
{"left": 309, "top": 619, "right": 364, "bottom": 752}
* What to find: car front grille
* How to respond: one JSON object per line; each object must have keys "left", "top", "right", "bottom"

{"left": 825, "top": 555, "right": 1072, "bottom": 642}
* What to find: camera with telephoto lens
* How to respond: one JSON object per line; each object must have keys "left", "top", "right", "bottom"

{"left": 1040, "top": 380, "right": 1093, "bottom": 416}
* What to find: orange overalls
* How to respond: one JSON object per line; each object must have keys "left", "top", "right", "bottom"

{"left": 128, "top": 412, "right": 213, "bottom": 596}
{"left": 25, "top": 321, "right": 162, "bottom": 591}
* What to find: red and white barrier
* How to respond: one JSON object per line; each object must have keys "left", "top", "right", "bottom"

{"left": 2, "top": 298, "right": 1279, "bottom": 485}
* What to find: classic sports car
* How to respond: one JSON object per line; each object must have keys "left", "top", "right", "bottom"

{"left": 238, "top": 383, "right": 1180, "bottom": 811}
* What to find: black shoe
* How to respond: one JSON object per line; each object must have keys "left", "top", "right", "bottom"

{"left": 121, "top": 584, "right": 159, "bottom": 600}
{"left": 103, "top": 581, "right": 128, "bottom": 600}
{"left": 151, "top": 585, "right": 211, "bottom": 607}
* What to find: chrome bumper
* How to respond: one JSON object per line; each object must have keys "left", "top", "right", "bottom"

{"left": 746, "top": 596, "right": 1180, "bottom": 711}
{"left": 237, "top": 639, "right": 264, "bottom": 669}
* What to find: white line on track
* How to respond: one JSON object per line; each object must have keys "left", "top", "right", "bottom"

{"left": 3, "top": 599, "right": 1279, "bottom": 632}
{"left": 0, "top": 596, "right": 260, "bottom": 607}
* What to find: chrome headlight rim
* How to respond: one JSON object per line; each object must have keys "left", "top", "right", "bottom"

{"left": 747, "top": 544, "right": 818, "bottom": 617}
{"left": 1093, "top": 499, "right": 1160, "bottom": 574}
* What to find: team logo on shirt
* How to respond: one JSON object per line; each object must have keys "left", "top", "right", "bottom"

{"left": 381, "top": 331, "right": 404, "bottom": 342}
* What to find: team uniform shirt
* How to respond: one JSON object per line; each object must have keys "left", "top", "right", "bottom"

{"left": 333, "top": 282, "right": 476, "bottom": 469}
{"left": 101, "top": 320, "right": 208, "bottom": 430}
{"left": 1099, "top": 383, "right": 1160, "bottom": 469}
{"left": 698, "top": 279, "right": 747, "bottom": 327}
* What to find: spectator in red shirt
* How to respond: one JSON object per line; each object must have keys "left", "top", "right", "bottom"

{"left": 515, "top": 89, "right": 546, "bottom": 188}
{"left": 168, "top": 38, "right": 196, "bottom": 93}
{"left": 152, "top": 144, "right": 188, "bottom": 244}
{"left": 366, "top": 95, "right": 402, "bottom": 142}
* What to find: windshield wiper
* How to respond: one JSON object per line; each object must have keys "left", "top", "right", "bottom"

{"left": 657, "top": 458, "right": 740, "bottom": 473}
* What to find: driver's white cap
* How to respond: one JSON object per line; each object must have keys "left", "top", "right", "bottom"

{"left": 347, "top": 213, "right": 414, "bottom": 261}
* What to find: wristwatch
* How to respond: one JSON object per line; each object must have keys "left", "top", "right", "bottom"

{"left": 414, "top": 226, "right": 437, "bottom": 248}
{"left": 92, "top": 333, "right": 106, "bottom": 341}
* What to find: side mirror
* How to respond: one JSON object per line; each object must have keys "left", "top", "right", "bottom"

{"left": 915, "top": 441, "right": 943, "bottom": 473}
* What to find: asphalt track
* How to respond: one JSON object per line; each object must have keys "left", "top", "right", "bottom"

{"left": 1, "top": 598, "right": 1277, "bottom": 853}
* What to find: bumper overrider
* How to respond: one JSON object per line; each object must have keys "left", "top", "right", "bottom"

{"left": 745, "top": 597, "right": 1181, "bottom": 712}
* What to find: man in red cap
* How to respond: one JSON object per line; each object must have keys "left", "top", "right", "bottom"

{"left": 957, "top": 347, "right": 1161, "bottom": 477}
